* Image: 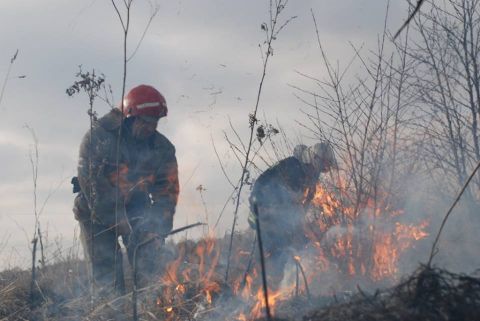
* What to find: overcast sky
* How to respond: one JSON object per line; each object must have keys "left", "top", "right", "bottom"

{"left": 0, "top": 0, "right": 409, "bottom": 268}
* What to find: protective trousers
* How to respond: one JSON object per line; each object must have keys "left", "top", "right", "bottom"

{"left": 79, "top": 219, "right": 163, "bottom": 296}
{"left": 253, "top": 204, "right": 308, "bottom": 290}
{"left": 79, "top": 219, "right": 126, "bottom": 296}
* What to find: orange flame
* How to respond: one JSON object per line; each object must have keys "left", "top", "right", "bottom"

{"left": 305, "top": 182, "right": 429, "bottom": 282}
{"left": 153, "top": 179, "right": 428, "bottom": 321}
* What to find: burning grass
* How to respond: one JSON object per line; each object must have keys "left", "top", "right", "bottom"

{"left": 0, "top": 181, "right": 435, "bottom": 320}
{"left": 0, "top": 234, "right": 479, "bottom": 321}
{"left": 303, "top": 182, "right": 429, "bottom": 285}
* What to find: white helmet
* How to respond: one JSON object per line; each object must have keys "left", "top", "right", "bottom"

{"left": 293, "top": 144, "right": 308, "bottom": 161}
{"left": 303, "top": 142, "right": 336, "bottom": 172}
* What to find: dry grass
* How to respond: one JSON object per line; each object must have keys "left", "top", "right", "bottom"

{"left": 0, "top": 259, "right": 89, "bottom": 320}
{"left": 1, "top": 234, "right": 479, "bottom": 321}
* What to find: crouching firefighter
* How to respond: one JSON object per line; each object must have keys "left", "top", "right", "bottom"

{"left": 248, "top": 142, "right": 336, "bottom": 288}
{"left": 73, "top": 84, "right": 179, "bottom": 295}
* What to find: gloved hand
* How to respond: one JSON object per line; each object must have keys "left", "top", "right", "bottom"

{"left": 146, "top": 204, "right": 174, "bottom": 236}
{"left": 131, "top": 230, "right": 165, "bottom": 281}
{"left": 116, "top": 218, "right": 132, "bottom": 235}
{"left": 129, "top": 230, "right": 164, "bottom": 270}
{"left": 142, "top": 232, "right": 165, "bottom": 251}
{"left": 158, "top": 213, "right": 173, "bottom": 236}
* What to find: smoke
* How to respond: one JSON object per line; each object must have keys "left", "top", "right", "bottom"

{"left": 394, "top": 171, "right": 480, "bottom": 275}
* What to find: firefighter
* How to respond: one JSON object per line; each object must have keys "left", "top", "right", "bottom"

{"left": 248, "top": 142, "right": 335, "bottom": 286}
{"left": 73, "top": 84, "right": 179, "bottom": 295}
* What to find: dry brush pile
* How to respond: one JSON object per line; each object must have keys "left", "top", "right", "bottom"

{"left": 304, "top": 266, "right": 480, "bottom": 321}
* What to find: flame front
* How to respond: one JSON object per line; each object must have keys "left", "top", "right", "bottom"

{"left": 306, "top": 182, "right": 429, "bottom": 282}
{"left": 148, "top": 180, "right": 428, "bottom": 321}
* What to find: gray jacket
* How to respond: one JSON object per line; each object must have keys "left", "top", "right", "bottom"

{"left": 73, "top": 108, "right": 179, "bottom": 235}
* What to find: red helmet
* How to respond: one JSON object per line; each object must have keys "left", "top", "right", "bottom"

{"left": 123, "top": 85, "right": 168, "bottom": 118}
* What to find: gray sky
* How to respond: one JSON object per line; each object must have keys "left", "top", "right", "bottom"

{"left": 0, "top": 0, "right": 409, "bottom": 268}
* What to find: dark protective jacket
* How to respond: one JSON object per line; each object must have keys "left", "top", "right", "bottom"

{"left": 248, "top": 156, "right": 319, "bottom": 231}
{"left": 73, "top": 108, "right": 179, "bottom": 235}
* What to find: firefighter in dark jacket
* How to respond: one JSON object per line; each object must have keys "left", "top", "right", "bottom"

{"left": 73, "top": 84, "right": 179, "bottom": 295}
{"left": 248, "top": 142, "right": 335, "bottom": 286}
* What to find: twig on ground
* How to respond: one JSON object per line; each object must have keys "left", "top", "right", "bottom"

{"left": 295, "top": 258, "right": 311, "bottom": 300}
{"left": 239, "top": 233, "right": 257, "bottom": 293}
{"left": 253, "top": 203, "right": 272, "bottom": 321}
